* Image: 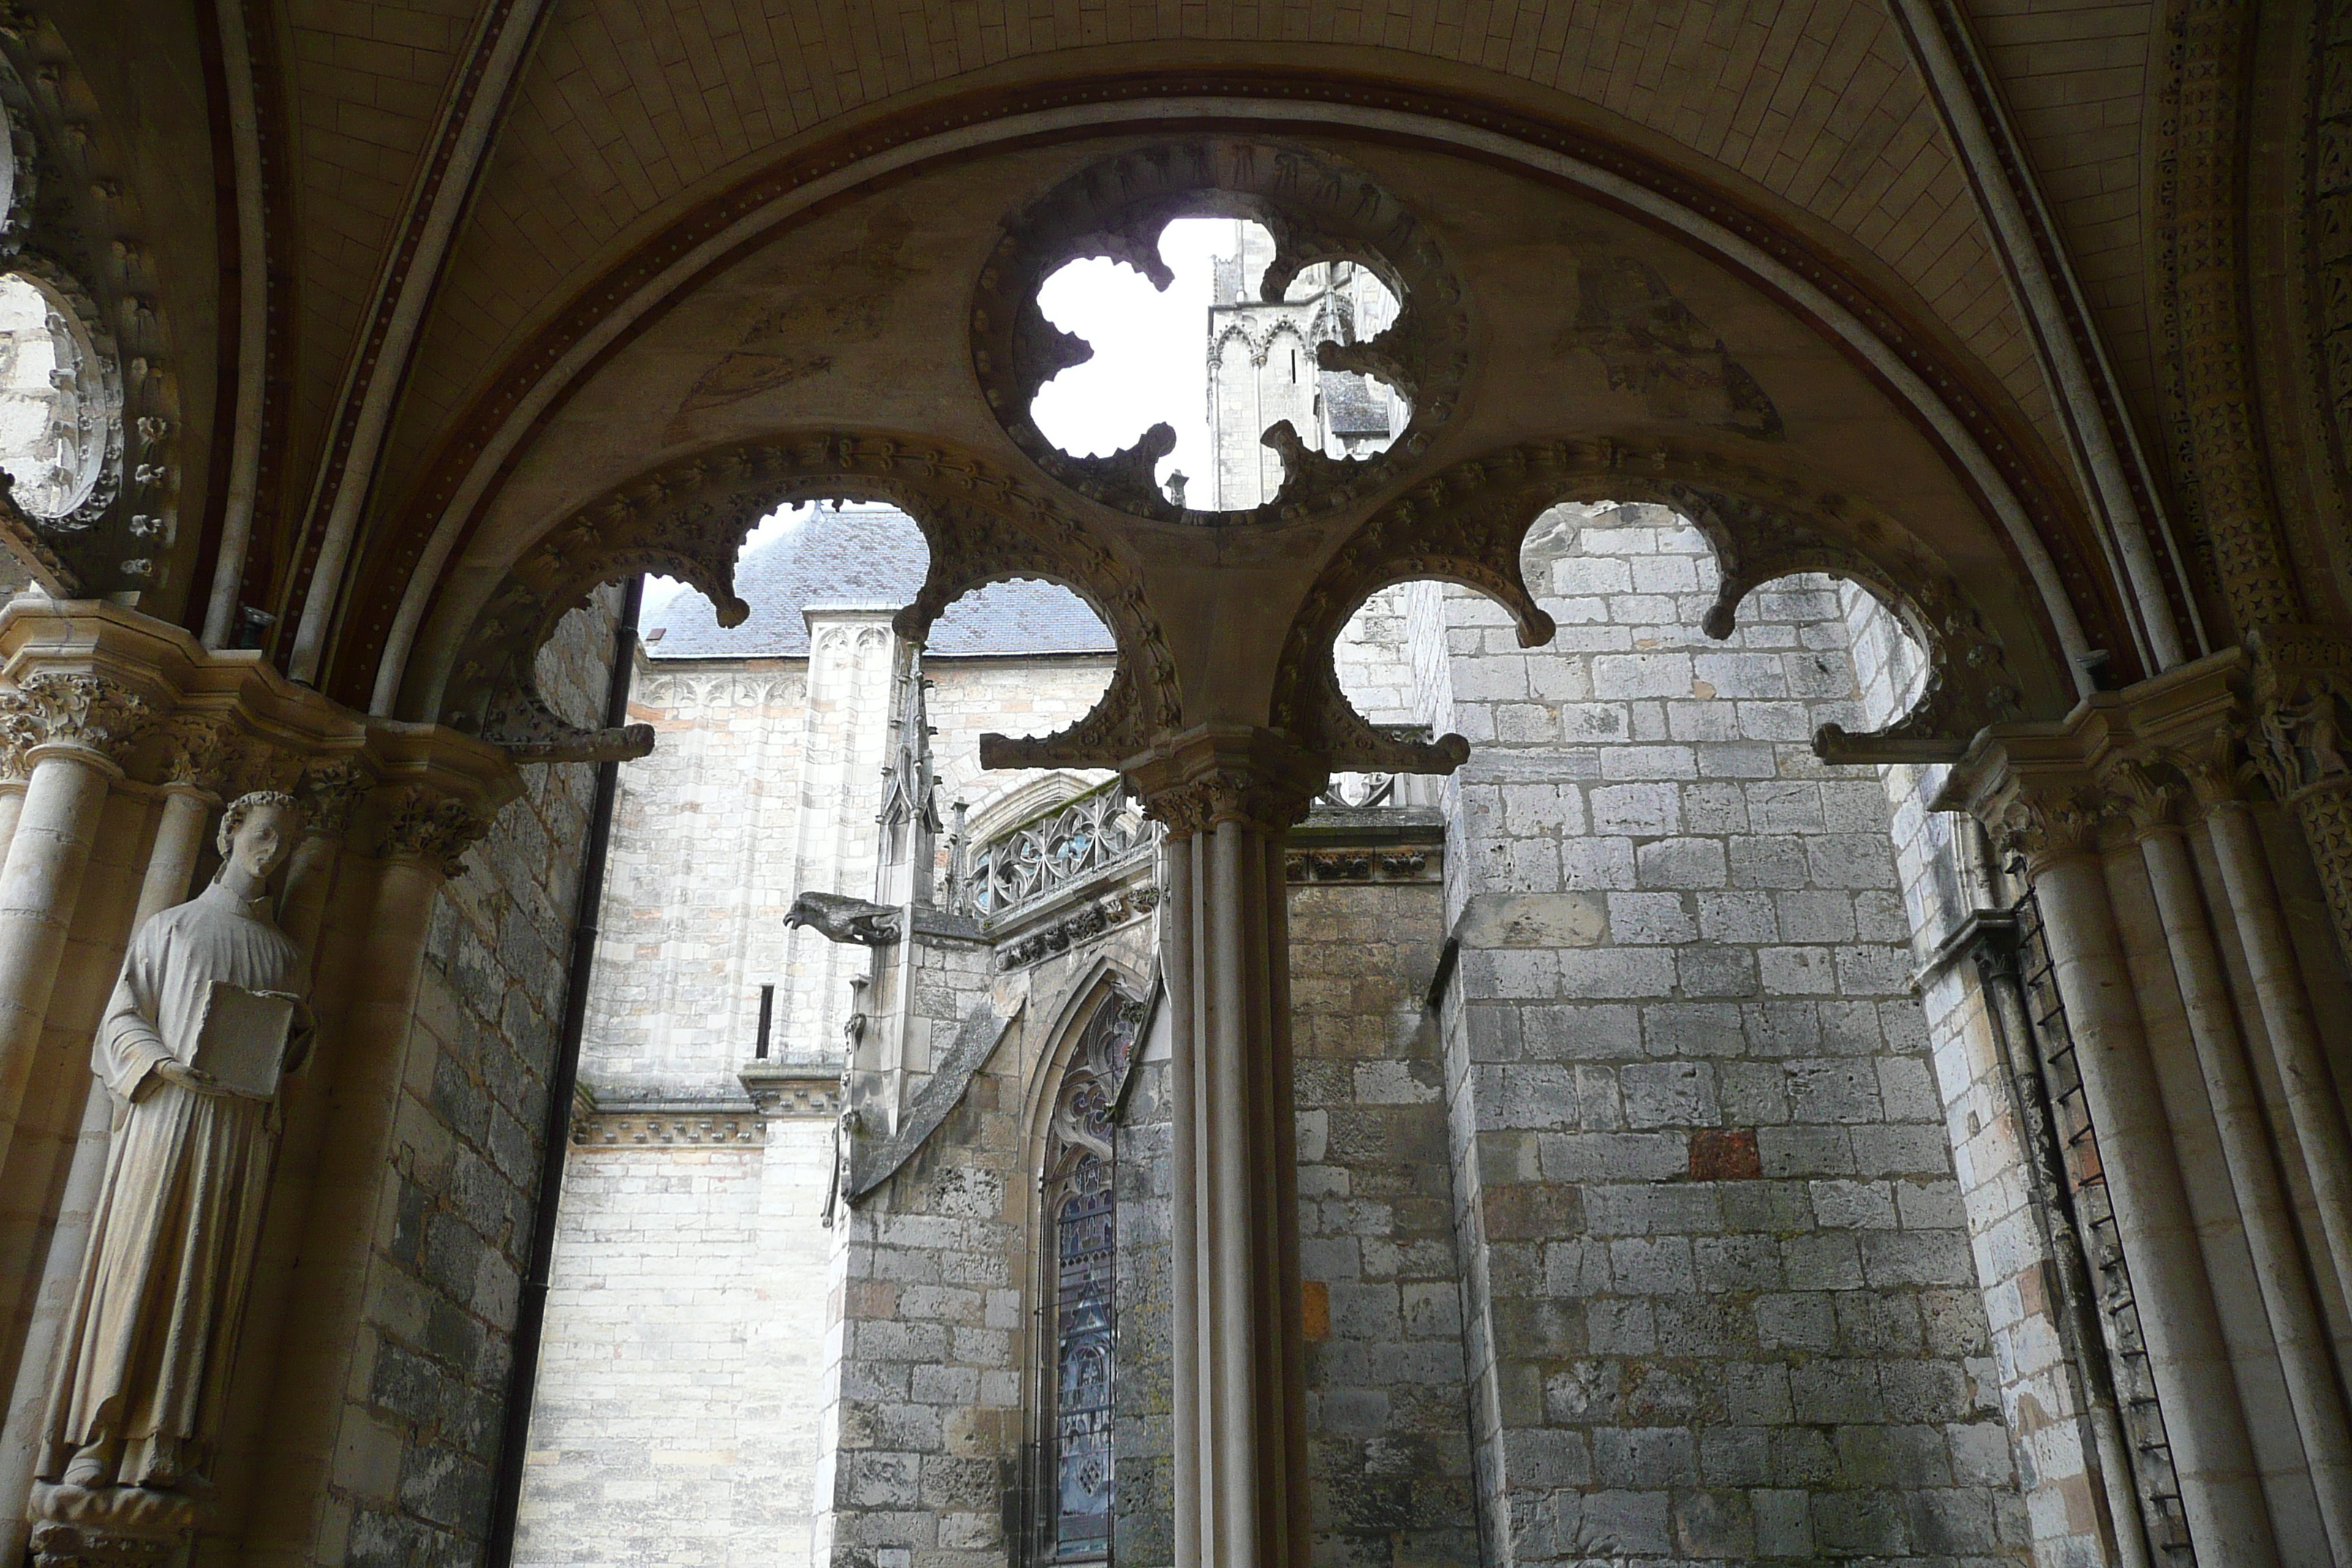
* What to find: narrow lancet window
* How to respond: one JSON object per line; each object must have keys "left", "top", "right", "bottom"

{"left": 1043, "top": 990, "right": 1145, "bottom": 1562}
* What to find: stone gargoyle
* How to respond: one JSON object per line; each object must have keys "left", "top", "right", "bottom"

{"left": 785, "top": 891, "right": 901, "bottom": 946}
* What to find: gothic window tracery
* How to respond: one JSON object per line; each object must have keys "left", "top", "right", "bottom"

{"left": 0, "top": 270, "right": 113, "bottom": 521}
{"left": 1041, "top": 987, "right": 1145, "bottom": 1563}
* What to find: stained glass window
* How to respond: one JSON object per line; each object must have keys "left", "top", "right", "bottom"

{"left": 1042, "top": 991, "right": 1143, "bottom": 1564}
{"left": 1054, "top": 1153, "right": 1115, "bottom": 1557}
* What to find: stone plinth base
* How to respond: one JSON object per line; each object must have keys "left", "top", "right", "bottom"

{"left": 26, "top": 1482, "right": 196, "bottom": 1567}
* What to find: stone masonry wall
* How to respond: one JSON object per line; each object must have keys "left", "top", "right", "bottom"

{"left": 333, "top": 589, "right": 622, "bottom": 1564}
{"left": 513, "top": 1117, "right": 837, "bottom": 1567}
{"left": 584, "top": 643, "right": 1112, "bottom": 1101}
{"left": 1290, "top": 867, "right": 1480, "bottom": 1568}
{"left": 810, "top": 918, "right": 1157, "bottom": 1568}
{"left": 1395, "top": 503, "right": 2027, "bottom": 1567}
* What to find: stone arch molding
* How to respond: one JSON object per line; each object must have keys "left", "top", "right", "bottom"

{"left": 439, "top": 430, "right": 1180, "bottom": 764}
{"left": 1273, "top": 442, "right": 2027, "bottom": 775}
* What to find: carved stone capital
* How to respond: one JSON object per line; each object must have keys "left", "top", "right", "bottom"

{"left": 1125, "top": 725, "right": 1327, "bottom": 839}
{"left": 376, "top": 785, "right": 492, "bottom": 878}
{"left": 0, "top": 671, "right": 157, "bottom": 773}
{"left": 295, "top": 758, "right": 373, "bottom": 839}
{"left": 2167, "top": 723, "right": 2256, "bottom": 811}
{"left": 2103, "top": 761, "right": 2185, "bottom": 841}
{"left": 157, "top": 714, "right": 254, "bottom": 799}
{"left": 1994, "top": 784, "right": 2111, "bottom": 876}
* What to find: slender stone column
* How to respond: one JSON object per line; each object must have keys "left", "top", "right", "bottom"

{"left": 0, "top": 779, "right": 30, "bottom": 870}
{"left": 2111, "top": 764, "right": 2352, "bottom": 1555}
{"left": 1128, "top": 725, "right": 1320, "bottom": 1568}
{"left": 135, "top": 789, "right": 214, "bottom": 929}
{"left": 2172, "top": 734, "right": 2352, "bottom": 1327}
{"left": 0, "top": 674, "right": 154, "bottom": 1177}
{"left": 1997, "top": 784, "right": 2277, "bottom": 1566}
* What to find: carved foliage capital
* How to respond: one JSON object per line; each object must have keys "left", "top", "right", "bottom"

{"left": 1990, "top": 782, "right": 2109, "bottom": 877}
{"left": 2167, "top": 723, "right": 2257, "bottom": 810}
{"left": 2102, "top": 760, "right": 2183, "bottom": 840}
{"left": 297, "top": 759, "right": 374, "bottom": 839}
{"left": 377, "top": 785, "right": 492, "bottom": 879}
{"left": 0, "top": 671, "right": 156, "bottom": 772}
{"left": 1126, "top": 726, "right": 1327, "bottom": 838}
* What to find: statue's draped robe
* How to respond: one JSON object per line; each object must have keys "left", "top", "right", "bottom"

{"left": 39, "top": 881, "right": 306, "bottom": 1490}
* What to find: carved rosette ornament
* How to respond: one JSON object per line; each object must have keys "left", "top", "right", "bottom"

{"left": 0, "top": 672, "right": 156, "bottom": 773}
{"left": 446, "top": 431, "right": 1176, "bottom": 772}
{"left": 376, "top": 785, "right": 492, "bottom": 879}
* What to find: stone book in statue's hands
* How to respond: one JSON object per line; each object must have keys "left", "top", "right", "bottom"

{"left": 192, "top": 982, "right": 298, "bottom": 1098}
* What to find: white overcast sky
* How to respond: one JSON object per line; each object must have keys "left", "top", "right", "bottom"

{"left": 1028, "top": 216, "right": 1247, "bottom": 500}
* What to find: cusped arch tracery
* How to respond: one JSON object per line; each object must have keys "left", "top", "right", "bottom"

{"left": 973, "top": 136, "right": 1469, "bottom": 524}
{"left": 1272, "top": 442, "right": 2032, "bottom": 775}
{"left": 439, "top": 431, "right": 1179, "bottom": 765}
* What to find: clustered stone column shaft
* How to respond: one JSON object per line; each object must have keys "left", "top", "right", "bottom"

{"left": 1131, "top": 726, "right": 1320, "bottom": 1568}
{"left": 1951, "top": 652, "right": 2352, "bottom": 1565}
{"left": 0, "top": 675, "right": 154, "bottom": 1172}
{"left": 2114, "top": 765, "right": 2352, "bottom": 1557}
{"left": 2002, "top": 788, "right": 2278, "bottom": 1567}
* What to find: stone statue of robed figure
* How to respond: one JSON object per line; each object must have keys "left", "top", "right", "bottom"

{"left": 37, "top": 791, "right": 312, "bottom": 1500}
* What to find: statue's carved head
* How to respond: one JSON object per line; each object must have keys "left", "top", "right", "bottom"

{"left": 217, "top": 790, "right": 305, "bottom": 883}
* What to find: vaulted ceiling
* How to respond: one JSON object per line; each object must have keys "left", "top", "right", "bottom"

{"left": 18, "top": 0, "right": 2316, "bottom": 752}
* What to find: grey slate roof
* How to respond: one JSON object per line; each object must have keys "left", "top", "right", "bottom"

{"left": 642, "top": 502, "right": 1117, "bottom": 660}
{"left": 1320, "top": 370, "right": 1395, "bottom": 437}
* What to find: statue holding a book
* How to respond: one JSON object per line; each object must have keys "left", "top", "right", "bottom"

{"left": 37, "top": 790, "right": 312, "bottom": 1501}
